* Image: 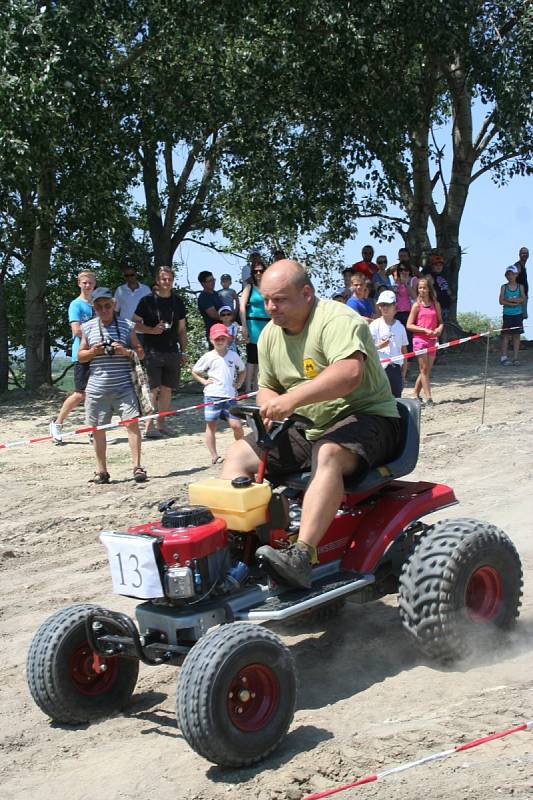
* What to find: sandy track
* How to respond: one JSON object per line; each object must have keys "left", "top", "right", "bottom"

{"left": 0, "top": 350, "right": 532, "bottom": 800}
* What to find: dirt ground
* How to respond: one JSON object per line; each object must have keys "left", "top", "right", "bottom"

{"left": 0, "top": 346, "right": 532, "bottom": 800}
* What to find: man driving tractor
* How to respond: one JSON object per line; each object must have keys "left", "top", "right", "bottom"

{"left": 221, "top": 260, "right": 402, "bottom": 588}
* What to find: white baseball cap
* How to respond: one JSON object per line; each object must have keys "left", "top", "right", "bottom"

{"left": 377, "top": 290, "right": 397, "bottom": 305}
{"left": 505, "top": 265, "right": 519, "bottom": 275}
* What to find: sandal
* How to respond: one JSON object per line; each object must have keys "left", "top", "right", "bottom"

{"left": 211, "top": 456, "right": 224, "bottom": 465}
{"left": 512, "top": 360, "right": 521, "bottom": 366}
{"left": 133, "top": 466, "right": 148, "bottom": 483}
{"left": 89, "top": 471, "right": 110, "bottom": 485}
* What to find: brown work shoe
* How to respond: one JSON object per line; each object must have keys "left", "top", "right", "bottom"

{"left": 255, "top": 544, "right": 312, "bottom": 589}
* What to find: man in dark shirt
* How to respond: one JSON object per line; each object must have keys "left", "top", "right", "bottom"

{"left": 514, "top": 246, "right": 529, "bottom": 319}
{"left": 133, "top": 266, "right": 187, "bottom": 438}
{"left": 351, "top": 244, "right": 378, "bottom": 280}
{"left": 423, "top": 254, "right": 452, "bottom": 322}
{"left": 197, "top": 270, "right": 222, "bottom": 346}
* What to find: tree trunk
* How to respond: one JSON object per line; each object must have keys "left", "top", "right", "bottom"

{"left": 140, "top": 141, "right": 166, "bottom": 272}
{"left": 25, "top": 171, "right": 54, "bottom": 389}
{"left": 431, "top": 58, "right": 475, "bottom": 322}
{"left": 404, "top": 118, "right": 434, "bottom": 267}
{"left": 0, "top": 280, "right": 9, "bottom": 393}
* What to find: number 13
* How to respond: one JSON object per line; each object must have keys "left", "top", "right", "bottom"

{"left": 115, "top": 552, "right": 143, "bottom": 588}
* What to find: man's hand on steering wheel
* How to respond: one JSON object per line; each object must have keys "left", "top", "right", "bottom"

{"left": 260, "top": 393, "right": 298, "bottom": 430}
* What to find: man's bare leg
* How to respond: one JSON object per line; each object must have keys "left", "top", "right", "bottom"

{"left": 56, "top": 391, "right": 84, "bottom": 424}
{"left": 126, "top": 422, "right": 142, "bottom": 469}
{"left": 298, "top": 441, "right": 359, "bottom": 549}
{"left": 157, "top": 385, "right": 172, "bottom": 431}
{"left": 92, "top": 429, "right": 107, "bottom": 474}
{"left": 220, "top": 439, "right": 259, "bottom": 479}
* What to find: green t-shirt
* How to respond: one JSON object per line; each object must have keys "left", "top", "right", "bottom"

{"left": 258, "top": 298, "right": 399, "bottom": 440}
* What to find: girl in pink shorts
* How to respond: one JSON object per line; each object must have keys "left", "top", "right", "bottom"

{"left": 407, "top": 278, "right": 443, "bottom": 406}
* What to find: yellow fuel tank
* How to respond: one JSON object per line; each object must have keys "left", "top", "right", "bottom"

{"left": 188, "top": 478, "right": 271, "bottom": 532}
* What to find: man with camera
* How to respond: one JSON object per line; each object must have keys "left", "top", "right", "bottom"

{"left": 78, "top": 288, "right": 147, "bottom": 485}
{"left": 133, "top": 266, "right": 187, "bottom": 438}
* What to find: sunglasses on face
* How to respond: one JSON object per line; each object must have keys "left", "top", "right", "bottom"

{"left": 253, "top": 269, "right": 265, "bottom": 274}
{"left": 377, "top": 260, "right": 387, "bottom": 265}
{"left": 96, "top": 302, "right": 114, "bottom": 310}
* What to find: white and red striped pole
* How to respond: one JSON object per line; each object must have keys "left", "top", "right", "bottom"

{"left": 0, "top": 391, "right": 257, "bottom": 451}
{"left": 303, "top": 719, "right": 533, "bottom": 800}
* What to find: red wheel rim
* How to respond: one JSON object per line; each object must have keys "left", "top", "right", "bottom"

{"left": 465, "top": 565, "right": 502, "bottom": 622}
{"left": 227, "top": 663, "right": 279, "bottom": 732}
{"left": 69, "top": 642, "right": 118, "bottom": 696}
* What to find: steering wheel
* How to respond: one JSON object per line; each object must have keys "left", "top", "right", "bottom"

{"left": 229, "top": 404, "right": 312, "bottom": 450}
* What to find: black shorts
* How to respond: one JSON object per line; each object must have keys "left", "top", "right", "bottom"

{"left": 246, "top": 342, "right": 259, "bottom": 364}
{"left": 246, "top": 412, "right": 402, "bottom": 481}
{"left": 144, "top": 349, "right": 180, "bottom": 390}
{"left": 502, "top": 314, "right": 523, "bottom": 335}
{"left": 74, "top": 361, "right": 90, "bottom": 392}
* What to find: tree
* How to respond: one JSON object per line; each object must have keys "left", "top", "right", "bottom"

{"left": 359, "top": 0, "right": 533, "bottom": 316}
{"left": 0, "top": 0, "right": 139, "bottom": 389}
{"left": 122, "top": 0, "right": 430, "bottom": 272}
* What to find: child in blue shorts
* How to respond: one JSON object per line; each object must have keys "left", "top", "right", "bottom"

{"left": 192, "top": 323, "right": 246, "bottom": 464}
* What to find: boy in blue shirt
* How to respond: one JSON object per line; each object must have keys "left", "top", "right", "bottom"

{"left": 49, "top": 270, "right": 95, "bottom": 443}
{"left": 346, "top": 272, "right": 375, "bottom": 322}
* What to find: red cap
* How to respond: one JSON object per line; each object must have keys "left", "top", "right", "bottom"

{"left": 209, "top": 323, "right": 232, "bottom": 341}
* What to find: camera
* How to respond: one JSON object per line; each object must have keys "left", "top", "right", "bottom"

{"left": 102, "top": 336, "right": 115, "bottom": 356}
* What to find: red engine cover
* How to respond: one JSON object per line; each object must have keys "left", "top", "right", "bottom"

{"left": 128, "top": 517, "right": 228, "bottom": 566}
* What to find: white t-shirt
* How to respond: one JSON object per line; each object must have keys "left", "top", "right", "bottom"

{"left": 114, "top": 283, "right": 152, "bottom": 320}
{"left": 369, "top": 317, "right": 408, "bottom": 367}
{"left": 193, "top": 349, "right": 245, "bottom": 397}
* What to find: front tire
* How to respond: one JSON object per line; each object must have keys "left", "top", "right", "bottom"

{"left": 26, "top": 604, "right": 139, "bottom": 724}
{"left": 399, "top": 518, "right": 522, "bottom": 661}
{"left": 176, "top": 623, "right": 296, "bottom": 766}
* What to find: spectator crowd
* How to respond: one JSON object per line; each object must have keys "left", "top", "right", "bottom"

{"left": 48, "top": 244, "right": 529, "bottom": 482}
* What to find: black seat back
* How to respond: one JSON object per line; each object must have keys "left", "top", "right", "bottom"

{"left": 348, "top": 398, "right": 420, "bottom": 492}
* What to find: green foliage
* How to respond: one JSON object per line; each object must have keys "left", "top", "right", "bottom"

{"left": 457, "top": 311, "right": 500, "bottom": 336}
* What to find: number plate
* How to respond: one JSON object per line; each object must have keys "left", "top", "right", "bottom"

{"left": 100, "top": 531, "right": 164, "bottom": 599}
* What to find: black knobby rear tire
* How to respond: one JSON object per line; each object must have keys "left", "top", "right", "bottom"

{"left": 26, "top": 604, "right": 139, "bottom": 724}
{"left": 398, "top": 518, "right": 522, "bottom": 662}
{"left": 176, "top": 623, "right": 296, "bottom": 767}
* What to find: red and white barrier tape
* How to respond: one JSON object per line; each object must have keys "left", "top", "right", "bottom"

{"left": 0, "top": 391, "right": 257, "bottom": 451}
{"left": 0, "top": 323, "right": 526, "bottom": 451}
{"left": 380, "top": 324, "right": 522, "bottom": 365}
{"left": 303, "top": 719, "right": 533, "bottom": 800}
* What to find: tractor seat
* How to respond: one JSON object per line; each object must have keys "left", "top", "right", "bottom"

{"left": 284, "top": 398, "right": 421, "bottom": 494}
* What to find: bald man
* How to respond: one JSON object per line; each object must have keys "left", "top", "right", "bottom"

{"left": 221, "top": 260, "right": 402, "bottom": 588}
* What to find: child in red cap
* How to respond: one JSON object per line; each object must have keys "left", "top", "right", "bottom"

{"left": 191, "top": 323, "right": 246, "bottom": 464}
